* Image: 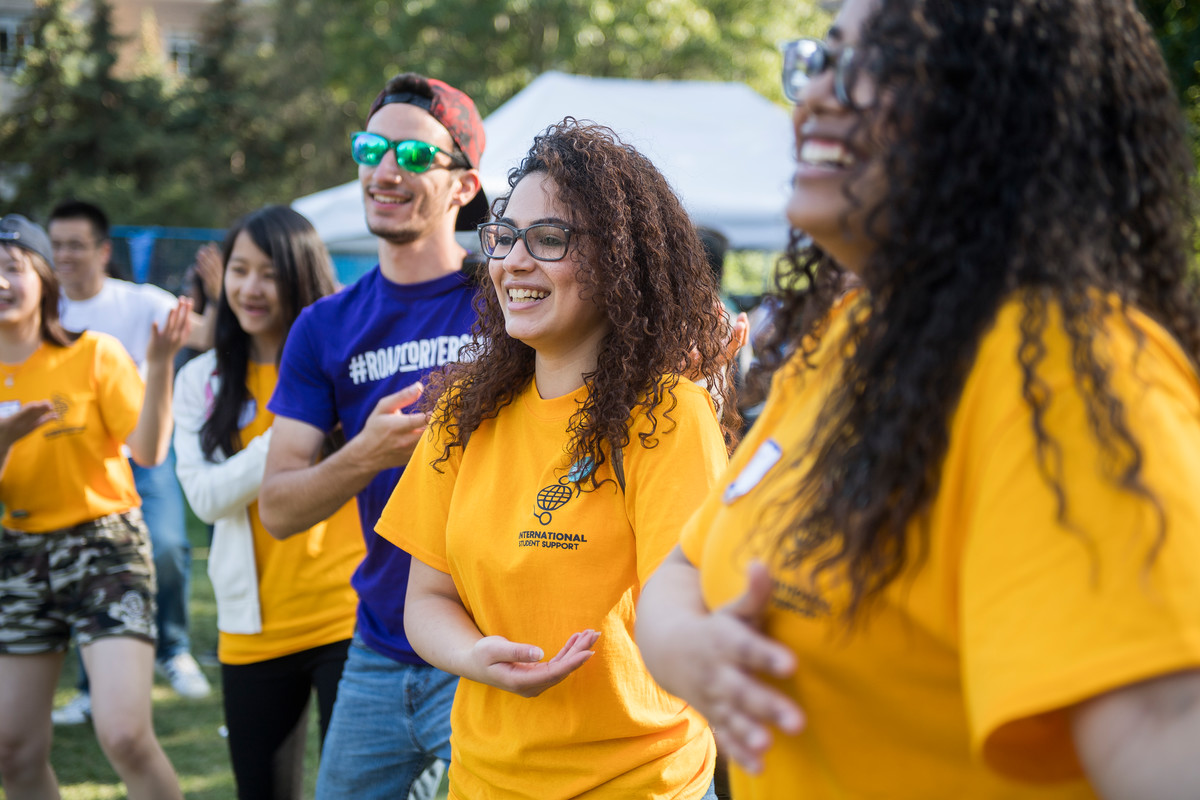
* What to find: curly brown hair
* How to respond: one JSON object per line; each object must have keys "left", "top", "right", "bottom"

{"left": 425, "top": 118, "right": 741, "bottom": 484}
{"left": 755, "top": 0, "right": 1200, "bottom": 621}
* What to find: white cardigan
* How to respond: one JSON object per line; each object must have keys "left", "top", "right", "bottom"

{"left": 173, "top": 350, "right": 272, "bottom": 634}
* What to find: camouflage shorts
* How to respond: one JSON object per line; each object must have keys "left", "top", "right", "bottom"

{"left": 0, "top": 509, "right": 157, "bottom": 655}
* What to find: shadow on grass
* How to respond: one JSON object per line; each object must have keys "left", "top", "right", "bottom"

{"left": 47, "top": 506, "right": 449, "bottom": 800}
{"left": 48, "top": 507, "right": 321, "bottom": 799}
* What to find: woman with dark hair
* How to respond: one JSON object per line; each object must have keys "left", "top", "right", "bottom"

{"left": 637, "top": 0, "right": 1200, "bottom": 797}
{"left": 375, "top": 118, "right": 739, "bottom": 798}
{"left": 0, "top": 214, "right": 188, "bottom": 799}
{"left": 172, "top": 205, "right": 363, "bottom": 799}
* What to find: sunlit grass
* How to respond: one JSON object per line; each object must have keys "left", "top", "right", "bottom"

{"left": 30, "top": 507, "right": 450, "bottom": 799}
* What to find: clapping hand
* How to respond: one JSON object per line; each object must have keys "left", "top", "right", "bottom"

{"left": 146, "top": 297, "right": 193, "bottom": 364}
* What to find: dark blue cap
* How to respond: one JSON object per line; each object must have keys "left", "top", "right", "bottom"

{"left": 0, "top": 215, "right": 54, "bottom": 267}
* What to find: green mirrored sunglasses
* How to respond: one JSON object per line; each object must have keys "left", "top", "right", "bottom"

{"left": 350, "top": 131, "right": 467, "bottom": 172}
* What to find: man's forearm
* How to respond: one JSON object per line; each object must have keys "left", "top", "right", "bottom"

{"left": 259, "top": 437, "right": 378, "bottom": 538}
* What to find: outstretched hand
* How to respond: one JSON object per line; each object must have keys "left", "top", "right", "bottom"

{"left": 472, "top": 629, "right": 601, "bottom": 698}
{"left": 677, "top": 562, "right": 803, "bottom": 773}
{"left": 355, "top": 382, "right": 429, "bottom": 471}
{"left": 146, "top": 297, "right": 194, "bottom": 364}
{"left": 0, "top": 400, "right": 56, "bottom": 447}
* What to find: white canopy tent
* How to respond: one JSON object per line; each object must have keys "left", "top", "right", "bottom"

{"left": 293, "top": 71, "right": 795, "bottom": 255}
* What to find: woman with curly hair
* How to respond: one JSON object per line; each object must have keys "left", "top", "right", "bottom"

{"left": 637, "top": 0, "right": 1200, "bottom": 797}
{"left": 375, "top": 118, "right": 739, "bottom": 799}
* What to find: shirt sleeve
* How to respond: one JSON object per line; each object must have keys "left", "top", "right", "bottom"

{"left": 625, "top": 380, "right": 730, "bottom": 586}
{"left": 93, "top": 333, "right": 144, "bottom": 443}
{"left": 375, "top": 421, "right": 460, "bottom": 574}
{"left": 268, "top": 306, "right": 338, "bottom": 432}
{"left": 959, "top": 317, "right": 1200, "bottom": 782}
{"left": 172, "top": 353, "right": 271, "bottom": 524}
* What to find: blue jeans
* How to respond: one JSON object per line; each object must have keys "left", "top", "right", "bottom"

{"left": 131, "top": 449, "right": 192, "bottom": 661}
{"left": 78, "top": 451, "right": 191, "bottom": 693}
{"left": 315, "top": 633, "right": 455, "bottom": 800}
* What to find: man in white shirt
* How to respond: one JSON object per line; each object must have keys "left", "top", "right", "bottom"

{"left": 47, "top": 200, "right": 213, "bottom": 724}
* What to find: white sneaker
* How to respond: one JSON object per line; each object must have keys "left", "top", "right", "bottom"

{"left": 156, "top": 653, "right": 213, "bottom": 699}
{"left": 51, "top": 693, "right": 92, "bottom": 726}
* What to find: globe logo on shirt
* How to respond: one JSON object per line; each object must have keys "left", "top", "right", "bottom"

{"left": 534, "top": 475, "right": 578, "bottom": 526}
{"left": 537, "top": 483, "right": 572, "bottom": 511}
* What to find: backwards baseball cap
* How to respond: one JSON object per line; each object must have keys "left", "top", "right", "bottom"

{"left": 367, "top": 74, "right": 488, "bottom": 231}
{"left": 0, "top": 214, "right": 54, "bottom": 267}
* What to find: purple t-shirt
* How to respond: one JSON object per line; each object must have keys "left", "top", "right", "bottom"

{"left": 269, "top": 266, "right": 478, "bottom": 663}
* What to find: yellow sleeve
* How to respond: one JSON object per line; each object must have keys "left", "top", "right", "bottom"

{"left": 93, "top": 333, "right": 144, "bottom": 443}
{"left": 959, "top": 313, "right": 1200, "bottom": 782}
{"left": 626, "top": 379, "right": 729, "bottom": 585}
{"left": 376, "top": 421, "right": 460, "bottom": 574}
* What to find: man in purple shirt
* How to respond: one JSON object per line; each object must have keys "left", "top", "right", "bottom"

{"left": 259, "top": 72, "right": 486, "bottom": 800}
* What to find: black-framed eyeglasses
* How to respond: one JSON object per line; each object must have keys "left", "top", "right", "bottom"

{"left": 477, "top": 222, "right": 574, "bottom": 262}
{"left": 350, "top": 131, "right": 468, "bottom": 172}
{"left": 780, "top": 38, "right": 860, "bottom": 108}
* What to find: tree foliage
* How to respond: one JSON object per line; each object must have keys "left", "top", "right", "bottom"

{"left": 1, "top": 0, "right": 1193, "bottom": 230}
{"left": 319, "top": 0, "right": 826, "bottom": 118}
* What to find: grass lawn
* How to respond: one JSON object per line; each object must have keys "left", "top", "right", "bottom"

{"left": 32, "top": 507, "right": 449, "bottom": 799}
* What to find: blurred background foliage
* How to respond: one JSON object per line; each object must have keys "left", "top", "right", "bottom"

{"left": 0, "top": 0, "right": 1195, "bottom": 235}
{"left": 0, "top": 0, "right": 825, "bottom": 226}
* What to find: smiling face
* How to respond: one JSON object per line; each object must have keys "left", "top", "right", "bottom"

{"left": 787, "top": 0, "right": 885, "bottom": 272}
{"left": 0, "top": 245, "right": 44, "bottom": 335}
{"left": 488, "top": 172, "right": 610, "bottom": 368}
{"left": 48, "top": 217, "right": 110, "bottom": 300}
{"left": 359, "top": 102, "right": 465, "bottom": 246}
{"left": 223, "top": 230, "right": 283, "bottom": 359}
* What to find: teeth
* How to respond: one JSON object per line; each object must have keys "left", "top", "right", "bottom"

{"left": 800, "top": 140, "right": 856, "bottom": 167}
{"left": 508, "top": 288, "right": 548, "bottom": 301}
{"left": 371, "top": 193, "right": 408, "bottom": 205}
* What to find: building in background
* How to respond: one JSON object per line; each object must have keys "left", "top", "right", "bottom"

{"left": 0, "top": 0, "right": 219, "bottom": 112}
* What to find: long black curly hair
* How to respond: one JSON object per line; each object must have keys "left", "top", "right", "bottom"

{"left": 754, "top": 0, "right": 1199, "bottom": 621}
{"left": 425, "top": 118, "right": 741, "bottom": 482}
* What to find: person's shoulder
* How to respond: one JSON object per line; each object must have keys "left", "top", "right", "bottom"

{"left": 301, "top": 268, "right": 379, "bottom": 318}
{"left": 76, "top": 329, "right": 117, "bottom": 352}
{"left": 176, "top": 349, "right": 218, "bottom": 383}
{"left": 73, "top": 329, "right": 134, "bottom": 367}
{"left": 392, "top": 267, "right": 476, "bottom": 300}
{"left": 669, "top": 374, "right": 717, "bottom": 405}
{"left": 106, "top": 277, "right": 176, "bottom": 310}
{"left": 638, "top": 375, "right": 718, "bottom": 422}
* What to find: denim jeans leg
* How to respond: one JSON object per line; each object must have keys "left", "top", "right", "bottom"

{"left": 315, "top": 634, "right": 456, "bottom": 800}
{"left": 131, "top": 449, "right": 191, "bottom": 661}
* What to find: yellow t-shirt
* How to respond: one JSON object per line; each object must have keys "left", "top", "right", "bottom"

{"left": 218, "top": 361, "right": 363, "bottom": 665}
{"left": 378, "top": 377, "right": 725, "bottom": 800}
{"left": 681, "top": 296, "right": 1200, "bottom": 799}
{"left": 0, "top": 332, "right": 142, "bottom": 532}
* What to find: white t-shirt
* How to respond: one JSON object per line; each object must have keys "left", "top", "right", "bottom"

{"left": 60, "top": 278, "right": 177, "bottom": 369}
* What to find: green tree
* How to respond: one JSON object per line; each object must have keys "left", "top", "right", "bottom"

{"left": 168, "top": 0, "right": 356, "bottom": 225}
{"left": 0, "top": 0, "right": 179, "bottom": 222}
{"left": 319, "top": 0, "right": 828, "bottom": 118}
{"left": 1139, "top": 0, "right": 1200, "bottom": 101}
{"left": 0, "top": 0, "right": 87, "bottom": 217}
